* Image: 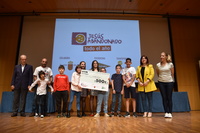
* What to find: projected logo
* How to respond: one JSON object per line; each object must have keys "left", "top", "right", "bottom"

{"left": 72, "top": 32, "right": 87, "bottom": 45}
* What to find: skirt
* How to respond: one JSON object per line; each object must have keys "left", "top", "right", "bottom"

{"left": 81, "top": 88, "right": 88, "bottom": 97}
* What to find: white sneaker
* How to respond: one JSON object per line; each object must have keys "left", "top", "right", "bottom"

{"left": 168, "top": 113, "right": 172, "bottom": 118}
{"left": 104, "top": 113, "right": 109, "bottom": 117}
{"left": 164, "top": 113, "right": 169, "bottom": 118}
{"left": 40, "top": 115, "right": 44, "bottom": 118}
{"left": 94, "top": 113, "right": 100, "bottom": 117}
{"left": 34, "top": 113, "right": 39, "bottom": 117}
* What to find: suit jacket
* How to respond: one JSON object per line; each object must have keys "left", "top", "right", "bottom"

{"left": 136, "top": 64, "right": 157, "bottom": 92}
{"left": 11, "top": 64, "right": 33, "bottom": 89}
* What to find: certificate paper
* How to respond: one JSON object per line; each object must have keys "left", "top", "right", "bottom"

{"left": 80, "top": 70, "right": 110, "bottom": 91}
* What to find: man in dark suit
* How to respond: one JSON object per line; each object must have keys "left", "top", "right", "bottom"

{"left": 11, "top": 55, "right": 33, "bottom": 117}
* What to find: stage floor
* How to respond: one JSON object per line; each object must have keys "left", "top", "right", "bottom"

{"left": 0, "top": 111, "right": 199, "bottom": 133}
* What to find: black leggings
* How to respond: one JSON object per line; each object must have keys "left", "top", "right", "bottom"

{"left": 159, "top": 82, "right": 174, "bottom": 113}
{"left": 36, "top": 95, "right": 46, "bottom": 115}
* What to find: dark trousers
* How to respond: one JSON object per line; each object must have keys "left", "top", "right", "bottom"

{"left": 13, "top": 87, "right": 28, "bottom": 113}
{"left": 44, "top": 91, "right": 48, "bottom": 115}
{"left": 55, "top": 91, "right": 68, "bottom": 114}
{"left": 140, "top": 92, "right": 153, "bottom": 112}
{"left": 36, "top": 95, "right": 46, "bottom": 115}
{"left": 31, "top": 85, "right": 49, "bottom": 114}
{"left": 158, "top": 81, "right": 174, "bottom": 113}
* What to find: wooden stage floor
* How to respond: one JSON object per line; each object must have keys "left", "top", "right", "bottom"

{"left": 0, "top": 111, "right": 199, "bottom": 133}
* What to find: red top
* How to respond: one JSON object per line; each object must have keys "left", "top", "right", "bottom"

{"left": 54, "top": 74, "right": 69, "bottom": 91}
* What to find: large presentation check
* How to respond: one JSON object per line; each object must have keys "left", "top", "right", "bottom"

{"left": 80, "top": 70, "right": 110, "bottom": 92}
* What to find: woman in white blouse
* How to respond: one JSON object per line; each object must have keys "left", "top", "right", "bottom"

{"left": 156, "top": 52, "right": 174, "bottom": 118}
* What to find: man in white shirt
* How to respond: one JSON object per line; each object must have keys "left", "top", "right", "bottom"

{"left": 29, "top": 58, "right": 53, "bottom": 117}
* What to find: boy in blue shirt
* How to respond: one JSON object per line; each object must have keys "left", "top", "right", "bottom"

{"left": 109, "top": 64, "right": 124, "bottom": 117}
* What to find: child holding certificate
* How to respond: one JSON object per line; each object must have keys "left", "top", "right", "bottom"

{"left": 80, "top": 61, "right": 88, "bottom": 116}
{"left": 67, "top": 65, "right": 82, "bottom": 118}
{"left": 89, "top": 60, "right": 99, "bottom": 116}
{"left": 94, "top": 68, "right": 110, "bottom": 117}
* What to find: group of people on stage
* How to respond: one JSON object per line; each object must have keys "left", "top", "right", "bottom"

{"left": 10, "top": 52, "right": 174, "bottom": 119}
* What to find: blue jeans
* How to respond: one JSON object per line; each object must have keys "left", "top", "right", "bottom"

{"left": 68, "top": 90, "right": 81, "bottom": 111}
{"left": 158, "top": 81, "right": 174, "bottom": 113}
{"left": 140, "top": 92, "right": 153, "bottom": 112}
{"left": 111, "top": 93, "right": 122, "bottom": 112}
{"left": 96, "top": 90, "right": 109, "bottom": 113}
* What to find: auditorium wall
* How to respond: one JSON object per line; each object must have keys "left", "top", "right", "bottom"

{"left": 170, "top": 18, "right": 200, "bottom": 110}
{"left": 0, "top": 16, "right": 21, "bottom": 103}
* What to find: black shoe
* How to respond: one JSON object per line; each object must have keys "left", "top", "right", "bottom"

{"left": 117, "top": 113, "right": 122, "bottom": 117}
{"left": 29, "top": 112, "right": 35, "bottom": 117}
{"left": 109, "top": 112, "right": 114, "bottom": 117}
{"left": 82, "top": 112, "right": 87, "bottom": 117}
{"left": 11, "top": 113, "right": 17, "bottom": 117}
{"left": 133, "top": 112, "right": 138, "bottom": 117}
{"left": 20, "top": 113, "right": 26, "bottom": 117}
{"left": 62, "top": 113, "right": 66, "bottom": 117}
{"left": 66, "top": 111, "right": 70, "bottom": 118}
{"left": 123, "top": 112, "right": 130, "bottom": 117}
{"left": 77, "top": 114, "right": 82, "bottom": 117}
{"left": 77, "top": 110, "right": 82, "bottom": 118}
